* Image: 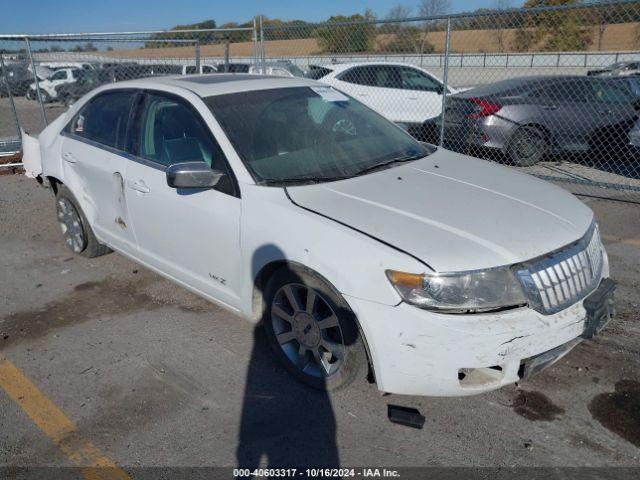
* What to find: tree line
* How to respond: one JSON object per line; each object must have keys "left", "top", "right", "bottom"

{"left": 142, "top": 0, "right": 640, "bottom": 53}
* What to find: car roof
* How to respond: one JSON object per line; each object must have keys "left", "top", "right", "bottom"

{"left": 326, "top": 62, "right": 430, "bottom": 73}
{"left": 100, "top": 73, "right": 322, "bottom": 97}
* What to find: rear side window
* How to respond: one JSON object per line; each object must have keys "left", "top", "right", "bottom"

{"left": 306, "top": 66, "right": 333, "bottom": 80}
{"left": 398, "top": 67, "right": 441, "bottom": 92}
{"left": 529, "top": 81, "right": 589, "bottom": 103}
{"left": 341, "top": 66, "right": 402, "bottom": 89}
{"left": 66, "top": 90, "right": 137, "bottom": 150}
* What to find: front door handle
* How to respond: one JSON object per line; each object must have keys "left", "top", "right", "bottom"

{"left": 129, "top": 180, "right": 150, "bottom": 194}
{"left": 62, "top": 152, "right": 78, "bottom": 164}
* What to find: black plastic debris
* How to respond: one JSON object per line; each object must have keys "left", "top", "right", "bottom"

{"left": 387, "top": 404, "right": 425, "bottom": 429}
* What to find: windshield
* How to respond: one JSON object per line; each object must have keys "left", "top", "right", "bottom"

{"left": 205, "top": 87, "right": 430, "bottom": 185}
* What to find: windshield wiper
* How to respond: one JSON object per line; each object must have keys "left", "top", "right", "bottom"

{"left": 259, "top": 174, "right": 353, "bottom": 186}
{"left": 353, "top": 153, "right": 425, "bottom": 177}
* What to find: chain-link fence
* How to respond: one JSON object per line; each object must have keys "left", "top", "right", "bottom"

{"left": 2, "top": 1, "right": 640, "bottom": 202}
{"left": 0, "top": 26, "right": 258, "bottom": 166}
{"left": 261, "top": 0, "right": 640, "bottom": 202}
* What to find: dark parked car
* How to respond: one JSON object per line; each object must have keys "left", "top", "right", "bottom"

{"left": 433, "top": 76, "right": 638, "bottom": 166}
{"left": 55, "top": 69, "right": 104, "bottom": 106}
{"left": 612, "top": 75, "right": 640, "bottom": 99}
{"left": 217, "top": 63, "right": 250, "bottom": 73}
{"left": 588, "top": 61, "right": 640, "bottom": 77}
{"left": 630, "top": 117, "right": 640, "bottom": 157}
{"left": 0, "top": 64, "right": 32, "bottom": 97}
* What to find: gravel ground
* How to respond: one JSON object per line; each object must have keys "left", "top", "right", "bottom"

{"left": 0, "top": 173, "right": 639, "bottom": 474}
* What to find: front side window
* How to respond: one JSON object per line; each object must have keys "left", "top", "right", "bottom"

{"left": 398, "top": 67, "right": 441, "bottom": 92}
{"left": 205, "top": 87, "right": 429, "bottom": 185}
{"left": 137, "top": 92, "right": 234, "bottom": 194}
{"left": 67, "top": 90, "right": 136, "bottom": 150}
{"left": 50, "top": 70, "right": 67, "bottom": 81}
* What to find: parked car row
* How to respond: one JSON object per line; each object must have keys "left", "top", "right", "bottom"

{"left": 16, "top": 59, "right": 310, "bottom": 105}
{"left": 306, "top": 61, "right": 640, "bottom": 167}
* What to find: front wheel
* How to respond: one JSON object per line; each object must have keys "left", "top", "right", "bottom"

{"left": 507, "top": 126, "right": 548, "bottom": 167}
{"left": 263, "top": 267, "right": 368, "bottom": 391}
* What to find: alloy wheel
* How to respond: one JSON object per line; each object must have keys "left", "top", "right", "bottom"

{"left": 56, "top": 197, "right": 85, "bottom": 253}
{"left": 270, "top": 283, "right": 345, "bottom": 378}
{"left": 511, "top": 128, "right": 547, "bottom": 165}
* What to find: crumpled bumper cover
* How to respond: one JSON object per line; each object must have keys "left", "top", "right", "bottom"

{"left": 346, "top": 283, "right": 611, "bottom": 396}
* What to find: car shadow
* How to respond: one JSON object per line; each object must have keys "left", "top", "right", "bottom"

{"left": 236, "top": 245, "right": 340, "bottom": 471}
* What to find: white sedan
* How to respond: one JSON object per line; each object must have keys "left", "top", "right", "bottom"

{"left": 22, "top": 74, "right": 615, "bottom": 396}
{"left": 311, "top": 62, "right": 457, "bottom": 129}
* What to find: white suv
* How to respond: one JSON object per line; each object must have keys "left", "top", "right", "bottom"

{"left": 27, "top": 67, "right": 80, "bottom": 102}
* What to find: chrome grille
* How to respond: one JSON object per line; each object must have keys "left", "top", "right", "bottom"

{"left": 517, "top": 225, "right": 604, "bottom": 314}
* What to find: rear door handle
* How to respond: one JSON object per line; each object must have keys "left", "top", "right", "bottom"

{"left": 541, "top": 105, "right": 558, "bottom": 110}
{"left": 62, "top": 152, "right": 78, "bottom": 163}
{"left": 129, "top": 180, "right": 150, "bottom": 194}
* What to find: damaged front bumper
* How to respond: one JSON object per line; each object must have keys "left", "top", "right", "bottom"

{"left": 346, "top": 277, "right": 615, "bottom": 397}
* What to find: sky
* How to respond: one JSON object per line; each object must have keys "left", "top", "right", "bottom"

{"left": 0, "top": 0, "right": 517, "bottom": 35}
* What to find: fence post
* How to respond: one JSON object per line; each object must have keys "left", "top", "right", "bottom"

{"left": 223, "top": 39, "right": 230, "bottom": 72}
{"left": 439, "top": 16, "right": 451, "bottom": 148}
{"left": 252, "top": 17, "right": 258, "bottom": 68}
{"left": 25, "top": 37, "right": 47, "bottom": 127}
{"left": 0, "top": 53, "right": 21, "bottom": 142}
{"left": 259, "top": 15, "right": 266, "bottom": 74}
{"left": 194, "top": 39, "right": 201, "bottom": 73}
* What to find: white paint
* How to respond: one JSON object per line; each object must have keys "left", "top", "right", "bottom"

{"left": 32, "top": 75, "right": 609, "bottom": 396}
{"left": 316, "top": 62, "right": 457, "bottom": 124}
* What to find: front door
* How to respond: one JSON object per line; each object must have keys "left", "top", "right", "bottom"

{"left": 123, "top": 91, "right": 242, "bottom": 309}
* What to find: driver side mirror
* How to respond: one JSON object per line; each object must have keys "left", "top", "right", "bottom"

{"left": 166, "top": 162, "right": 225, "bottom": 189}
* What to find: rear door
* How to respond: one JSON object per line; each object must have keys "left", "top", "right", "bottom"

{"left": 59, "top": 89, "right": 139, "bottom": 253}
{"left": 123, "top": 90, "right": 242, "bottom": 309}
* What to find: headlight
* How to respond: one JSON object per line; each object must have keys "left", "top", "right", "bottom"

{"left": 386, "top": 268, "right": 527, "bottom": 313}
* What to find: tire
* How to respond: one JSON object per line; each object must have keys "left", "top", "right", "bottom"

{"left": 26, "top": 89, "right": 35, "bottom": 100}
{"left": 55, "top": 185, "right": 111, "bottom": 258}
{"left": 40, "top": 90, "right": 51, "bottom": 103}
{"left": 262, "top": 266, "right": 368, "bottom": 391}
{"left": 507, "top": 126, "right": 548, "bottom": 167}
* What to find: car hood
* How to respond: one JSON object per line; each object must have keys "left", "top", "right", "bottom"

{"left": 287, "top": 150, "right": 594, "bottom": 272}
